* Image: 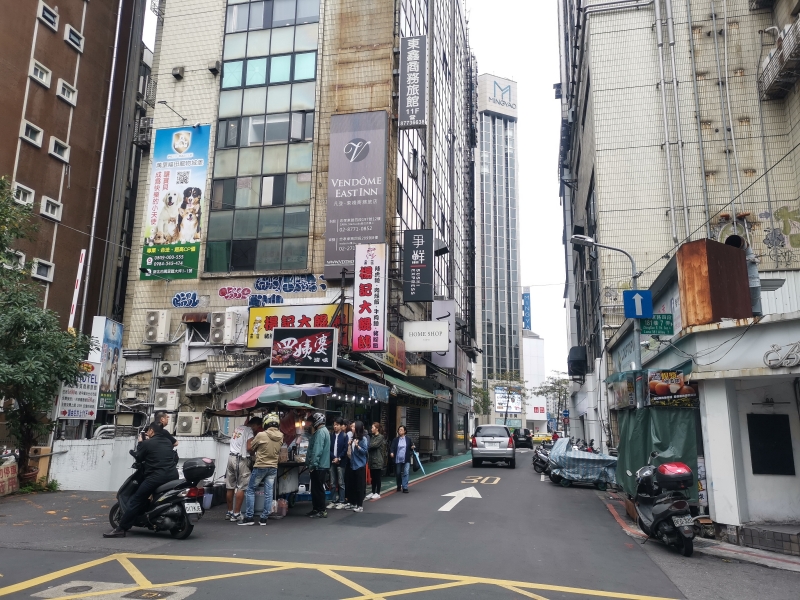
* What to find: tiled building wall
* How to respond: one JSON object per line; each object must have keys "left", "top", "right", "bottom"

{"left": 576, "top": 2, "right": 800, "bottom": 335}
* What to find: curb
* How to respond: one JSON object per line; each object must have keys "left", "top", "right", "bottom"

{"left": 602, "top": 493, "right": 800, "bottom": 573}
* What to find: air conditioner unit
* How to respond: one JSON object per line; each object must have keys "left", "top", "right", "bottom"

{"left": 145, "top": 310, "right": 171, "bottom": 343}
{"left": 209, "top": 311, "right": 235, "bottom": 345}
{"left": 185, "top": 372, "right": 210, "bottom": 395}
{"left": 174, "top": 412, "right": 203, "bottom": 436}
{"left": 157, "top": 361, "right": 184, "bottom": 378}
{"left": 154, "top": 388, "right": 178, "bottom": 411}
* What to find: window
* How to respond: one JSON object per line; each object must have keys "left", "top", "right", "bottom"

{"left": 38, "top": 1, "right": 59, "bottom": 31}
{"left": 222, "top": 61, "right": 244, "bottom": 88}
{"left": 273, "top": 0, "right": 296, "bottom": 27}
{"left": 270, "top": 55, "right": 291, "bottom": 83}
{"left": 747, "top": 414, "right": 796, "bottom": 475}
{"left": 410, "top": 148, "right": 418, "bottom": 179}
{"left": 296, "top": 0, "right": 320, "bottom": 24}
{"left": 64, "top": 25, "right": 84, "bottom": 52}
{"left": 293, "top": 52, "right": 316, "bottom": 80}
{"left": 56, "top": 79, "right": 78, "bottom": 105}
{"left": 30, "top": 60, "right": 51, "bottom": 87}
{"left": 3, "top": 251, "right": 25, "bottom": 271}
{"left": 31, "top": 258, "right": 54, "bottom": 283}
{"left": 13, "top": 183, "right": 34, "bottom": 206}
{"left": 226, "top": 3, "right": 251, "bottom": 33}
{"left": 40, "top": 196, "right": 63, "bottom": 221}
{"left": 20, "top": 120, "right": 43, "bottom": 147}
{"left": 48, "top": 137, "right": 70, "bottom": 162}
{"left": 218, "top": 118, "right": 240, "bottom": 148}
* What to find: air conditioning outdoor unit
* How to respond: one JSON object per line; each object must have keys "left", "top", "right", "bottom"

{"left": 154, "top": 388, "right": 178, "bottom": 411}
{"left": 157, "top": 361, "right": 184, "bottom": 378}
{"left": 122, "top": 390, "right": 138, "bottom": 401}
{"left": 209, "top": 311, "right": 236, "bottom": 345}
{"left": 174, "top": 412, "right": 203, "bottom": 436}
{"left": 145, "top": 310, "right": 171, "bottom": 343}
{"left": 185, "top": 372, "right": 210, "bottom": 395}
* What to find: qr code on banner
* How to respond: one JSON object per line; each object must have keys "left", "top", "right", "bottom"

{"left": 176, "top": 171, "right": 190, "bottom": 185}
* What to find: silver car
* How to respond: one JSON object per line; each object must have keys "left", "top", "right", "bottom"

{"left": 471, "top": 425, "right": 516, "bottom": 468}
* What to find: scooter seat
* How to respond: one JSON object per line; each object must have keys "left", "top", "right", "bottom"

{"left": 154, "top": 479, "right": 185, "bottom": 494}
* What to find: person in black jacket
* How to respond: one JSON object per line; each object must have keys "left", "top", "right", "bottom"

{"left": 389, "top": 426, "right": 415, "bottom": 493}
{"left": 104, "top": 423, "right": 179, "bottom": 538}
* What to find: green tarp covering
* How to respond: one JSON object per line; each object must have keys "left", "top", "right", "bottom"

{"left": 617, "top": 407, "right": 699, "bottom": 502}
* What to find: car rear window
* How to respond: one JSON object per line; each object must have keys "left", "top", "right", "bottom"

{"left": 476, "top": 426, "right": 509, "bottom": 437}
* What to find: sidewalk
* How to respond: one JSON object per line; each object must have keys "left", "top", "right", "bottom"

{"left": 601, "top": 490, "right": 800, "bottom": 573}
{"left": 377, "top": 452, "right": 471, "bottom": 496}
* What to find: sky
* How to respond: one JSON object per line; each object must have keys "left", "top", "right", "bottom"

{"left": 143, "top": 1, "right": 567, "bottom": 375}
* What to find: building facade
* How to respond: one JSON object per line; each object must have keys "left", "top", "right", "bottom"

{"left": 522, "top": 329, "right": 547, "bottom": 433}
{"left": 115, "top": 0, "right": 477, "bottom": 454}
{"left": 475, "top": 73, "right": 522, "bottom": 384}
{"left": 0, "top": 0, "right": 142, "bottom": 333}
{"left": 558, "top": 0, "right": 800, "bottom": 545}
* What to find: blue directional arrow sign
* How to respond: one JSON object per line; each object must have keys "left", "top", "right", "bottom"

{"left": 562, "top": 410, "right": 569, "bottom": 418}
{"left": 623, "top": 290, "right": 653, "bottom": 319}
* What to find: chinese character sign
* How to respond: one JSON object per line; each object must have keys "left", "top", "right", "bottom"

{"left": 247, "top": 304, "right": 351, "bottom": 349}
{"left": 399, "top": 36, "right": 427, "bottom": 129}
{"left": 56, "top": 362, "right": 101, "bottom": 420}
{"left": 325, "top": 111, "right": 388, "bottom": 279}
{"left": 271, "top": 328, "right": 338, "bottom": 369}
{"left": 140, "top": 125, "right": 211, "bottom": 280}
{"left": 402, "top": 229, "right": 433, "bottom": 302}
{"left": 88, "top": 317, "right": 123, "bottom": 411}
{"left": 352, "top": 243, "right": 387, "bottom": 352}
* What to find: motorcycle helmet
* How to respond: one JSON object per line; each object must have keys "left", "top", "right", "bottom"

{"left": 263, "top": 412, "right": 280, "bottom": 429}
{"left": 312, "top": 412, "right": 326, "bottom": 428}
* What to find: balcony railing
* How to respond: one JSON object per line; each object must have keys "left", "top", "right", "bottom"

{"left": 759, "top": 21, "right": 800, "bottom": 100}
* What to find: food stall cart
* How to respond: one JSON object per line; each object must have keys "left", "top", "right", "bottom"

{"left": 205, "top": 382, "right": 331, "bottom": 511}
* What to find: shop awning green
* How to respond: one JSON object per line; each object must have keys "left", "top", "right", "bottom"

{"left": 328, "top": 368, "right": 390, "bottom": 402}
{"left": 383, "top": 374, "right": 435, "bottom": 399}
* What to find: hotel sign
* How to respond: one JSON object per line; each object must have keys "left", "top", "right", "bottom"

{"left": 399, "top": 36, "right": 427, "bottom": 129}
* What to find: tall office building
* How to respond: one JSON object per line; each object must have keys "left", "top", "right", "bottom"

{"left": 475, "top": 74, "right": 521, "bottom": 383}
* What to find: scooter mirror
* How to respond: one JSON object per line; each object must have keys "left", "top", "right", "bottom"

{"left": 626, "top": 470, "right": 633, "bottom": 477}
{"left": 650, "top": 451, "right": 659, "bottom": 458}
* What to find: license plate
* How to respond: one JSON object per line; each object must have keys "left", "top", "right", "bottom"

{"left": 485, "top": 442, "right": 499, "bottom": 449}
{"left": 184, "top": 502, "right": 202, "bottom": 514}
{"left": 672, "top": 515, "right": 693, "bottom": 526}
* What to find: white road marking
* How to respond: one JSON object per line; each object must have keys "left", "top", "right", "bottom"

{"left": 438, "top": 487, "right": 482, "bottom": 512}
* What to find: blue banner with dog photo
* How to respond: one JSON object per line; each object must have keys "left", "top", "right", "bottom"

{"left": 140, "top": 125, "right": 211, "bottom": 280}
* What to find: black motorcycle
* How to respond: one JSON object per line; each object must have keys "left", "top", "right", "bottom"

{"left": 532, "top": 446, "right": 550, "bottom": 473}
{"left": 630, "top": 451, "right": 696, "bottom": 557}
{"left": 109, "top": 455, "right": 215, "bottom": 539}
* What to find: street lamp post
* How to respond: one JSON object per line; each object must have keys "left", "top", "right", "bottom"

{"left": 570, "top": 235, "right": 643, "bottom": 408}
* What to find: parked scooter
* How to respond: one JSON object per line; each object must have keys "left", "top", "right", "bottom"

{"left": 532, "top": 446, "right": 550, "bottom": 473}
{"left": 629, "top": 451, "right": 696, "bottom": 557}
{"left": 108, "top": 452, "right": 215, "bottom": 539}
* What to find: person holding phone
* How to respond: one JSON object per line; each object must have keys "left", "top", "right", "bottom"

{"left": 347, "top": 421, "right": 369, "bottom": 512}
{"left": 389, "top": 426, "right": 415, "bottom": 493}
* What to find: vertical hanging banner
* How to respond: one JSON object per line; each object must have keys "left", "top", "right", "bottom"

{"left": 432, "top": 299, "right": 457, "bottom": 369}
{"left": 352, "top": 243, "right": 387, "bottom": 352}
{"left": 140, "top": 125, "right": 211, "bottom": 280}
{"left": 325, "top": 111, "right": 388, "bottom": 279}
{"left": 399, "top": 35, "right": 427, "bottom": 129}
{"left": 403, "top": 229, "right": 434, "bottom": 302}
{"left": 88, "top": 317, "right": 124, "bottom": 410}
{"left": 522, "top": 286, "right": 531, "bottom": 330}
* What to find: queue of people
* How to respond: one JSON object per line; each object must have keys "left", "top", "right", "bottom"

{"left": 106, "top": 411, "right": 418, "bottom": 538}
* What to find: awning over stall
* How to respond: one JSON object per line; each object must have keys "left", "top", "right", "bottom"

{"left": 384, "top": 374, "right": 435, "bottom": 400}
{"left": 327, "top": 367, "right": 390, "bottom": 402}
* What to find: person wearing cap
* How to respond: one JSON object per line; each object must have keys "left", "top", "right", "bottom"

{"left": 225, "top": 417, "right": 258, "bottom": 522}
{"left": 305, "top": 412, "right": 331, "bottom": 518}
{"left": 240, "top": 413, "right": 283, "bottom": 526}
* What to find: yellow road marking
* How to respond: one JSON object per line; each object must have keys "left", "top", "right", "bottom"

{"left": 0, "top": 552, "right": 680, "bottom": 600}
{"left": 320, "top": 568, "right": 385, "bottom": 600}
{"left": 503, "top": 585, "right": 550, "bottom": 600}
{"left": 117, "top": 556, "right": 152, "bottom": 587}
{"left": 49, "top": 566, "right": 293, "bottom": 600}
{"left": 0, "top": 554, "right": 119, "bottom": 597}
{"left": 342, "top": 580, "right": 474, "bottom": 600}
